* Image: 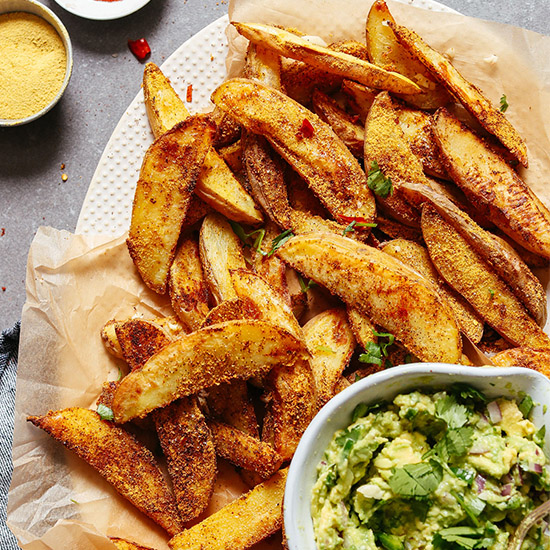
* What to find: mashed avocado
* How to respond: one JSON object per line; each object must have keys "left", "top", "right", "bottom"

{"left": 311, "top": 385, "right": 549, "bottom": 550}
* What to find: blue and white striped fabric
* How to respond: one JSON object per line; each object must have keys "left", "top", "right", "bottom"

{"left": 0, "top": 324, "right": 21, "bottom": 550}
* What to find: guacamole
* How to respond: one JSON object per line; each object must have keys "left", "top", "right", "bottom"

{"left": 311, "top": 385, "right": 549, "bottom": 550}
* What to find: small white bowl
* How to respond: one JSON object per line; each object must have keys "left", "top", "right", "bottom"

{"left": 284, "top": 364, "right": 550, "bottom": 550}
{"left": 0, "top": 0, "right": 73, "bottom": 127}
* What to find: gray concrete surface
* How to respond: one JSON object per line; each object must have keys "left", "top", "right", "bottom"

{"left": 0, "top": 0, "right": 549, "bottom": 328}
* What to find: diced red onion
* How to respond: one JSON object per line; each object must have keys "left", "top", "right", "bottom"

{"left": 320, "top": 461, "right": 327, "bottom": 466}
{"left": 501, "top": 484, "right": 512, "bottom": 496}
{"left": 475, "top": 475, "right": 486, "bottom": 493}
{"left": 487, "top": 401, "right": 502, "bottom": 423}
{"left": 528, "top": 463, "right": 543, "bottom": 474}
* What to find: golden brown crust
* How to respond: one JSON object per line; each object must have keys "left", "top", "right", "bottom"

{"left": 110, "top": 537, "right": 156, "bottom": 550}
{"left": 244, "top": 42, "right": 282, "bottom": 90}
{"left": 27, "top": 408, "right": 182, "bottom": 535}
{"left": 154, "top": 397, "right": 217, "bottom": 523}
{"left": 492, "top": 348, "right": 550, "bottom": 378}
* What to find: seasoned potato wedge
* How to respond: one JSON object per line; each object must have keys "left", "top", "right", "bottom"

{"left": 366, "top": 0, "right": 449, "bottom": 110}
{"left": 433, "top": 108, "right": 550, "bottom": 258}
{"left": 143, "top": 63, "right": 262, "bottom": 225}
{"left": 341, "top": 80, "right": 376, "bottom": 122}
{"left": 312, "top": 89, "right": 365, "bottom": 158}
{"left": 101, "top": 320, "right": 124, "bottom": 359}
{"left": 28, "top": 408, "right": 183, "bottom": 536}
{"left": 244, "top": 42, "right": 282, "bottom": 90}
{"left": 346, "top": 307, "right": 377, "bottom": 350}
{"left": 218, "top": 139, "right": 243, "bottom": 174}
{"left": 303, "top": 309, "right": 356, "bottom": 408}
{"left": 213, "top": 79, "right": 376, "bottom": 226}
{"left": 169, "top": 234, "right": 210, "bottom": 331}
{"left": 201, "top": 298, "right": 259, "bottom": 327}
{"left": 111, "top": 538, "right": 155, "bottom": 550}
{"left": 233, "top": 22, "right": 420, "bottom": 94}
{"left": 421, "top": 205, "right": 550, "bottom": 349}
{"left": 112, "top": 320, "right": 308, "bottom": 423}
{"left": 212, "top": 109, "right": 242, "bottom": 149}
{"left": 127, "top": 115, "right": 215, "bottom": 294}
{"left": 401, "top": 181, "right": 547, "bottom": 326}
{"left": 492, "top": 348, "right": 550, "bottom": 378}
{"left": 199, "top": 213, "right": 247, "bottom": 304}
{"left": 168, "top": 468, "right": 287, "bottom": 550}
{"left": 491, "top": 229, "right": 550, "bottom": 269}
{"left": 381, "top": 238, "right": 484, "bottom": 343}
{"left": 208, "top": 420, "right": 282, "bottom": 479}
{"left": 277, "top": 232, "right": 462, "bottom": 363}
{"left": 375, "top": 216, "right": 423, "bottom": 244}
{"left": 154, "top": 397, "right": 216, "bottom": 523}
{"left": 389, "top": 22, "right": 528, "bottom": 167}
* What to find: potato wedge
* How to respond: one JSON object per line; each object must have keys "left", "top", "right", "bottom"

{"left": 244, "top": 42, "right": 282, "bottom": 90}
{"left": 112, "top": 320, "right": 307, "bottom": 423}
{"left": 169, "top": 234, "right": 210, "bottom": 331}
{"left": 346, "top": 307, "right": 377, "bottom": 350}
{"left": 168, "top": 468, "right": 287, "bottom": 550}
{"left": 366, "top": 0, "right": 449, "bottom": 110}
{"left": 276, "top": 232, "right": 462, "bottom": 363}
{"left": 364, "top": 92, "right": 422, "bottom": 227}
{"left": 110, "top": 538, "right": 154, "bottom": 550}
{"left": 218, "top": 139, "right": 243, "bottom": 174}
{"left": 233, "top": 22, "right": 420, "bottom": 94}
{"left": 154, "top": 397, "right": 216, "bottom": 523}
{"left": 213, "top": 79, "right": 376, "bottom": 226}
{"left": 421, "top": 204, "right": 550, "bottom": 349}
{"left": 381, "top": 238, "right": 484, "bottom": 343}
{"left": 101, "top": 320, "right": 124, "bottom": 359}
{"left": 116, "top": 319, "right": 171, "bottom": 371}
{"left": 400, "top": 181, "right": 547, "bottom": 326}
{"left": 375, "top": 216, "right": 423, "bottom": 244}
{"left": 207, "top": 380, "right": 259, "bottom": 437}
{"left": 212, "top": 109, "right": 242, "bottom": 149}
{"left": 491, "top": 229, "right": 549, "bottom": 269}
{"left": 433, "top": 108, "right": 550, "bottom": 258}
{"left": 143, "top": 63, "right": 262, "bottom": 225}
{"left": 312, "top": 89, "right": 365, "bottom": 158}
{"left": 127, "top": 115, "right": 215, "bottom": 294}
{"left": 208, "top": 420, "right": 282, "bottom": 479}
{"left": 199, "top": 213, "right": 247, "bottom": 304}
{"left": 303, "top": 309, "right": 355, "bottom": 408}
{"left": 201, "top": 298, "right": 259, "bottom": 327}
{"left": 492, "top": 348, "right": 550, "bottom": 378}
{"left": 389, "top": 22, "right": 528, "bottom": 167}
{"left": 341, "top": 80, "right": 376, "bottom": 123}
{"left": 27, "top": 408, "right": 183, "bottom": 536}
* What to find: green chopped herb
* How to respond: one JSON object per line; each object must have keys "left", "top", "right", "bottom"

{"left": 433, "top": 523, "right": 497, "bottom": 550}
{"left": 268, "top": 229, "right": 294, "bottom": 256}
{"left": 375, "top": 532, "right": 404, "bottom": 550}
{"left": 451, "top": 490, "right": 485, "bottom": 527}
{"left": 500, "top": 94, "right": 509, "bottom": 113}
{"left": 229, "top": 221, "right": 267, "bottom": 255}
{"left": 435, "top": 395, "right": 470, "bottom": 429}
{"left": 336, "top": 425, "right": 362, "bottom": 459}
{"left": 384, "top": 358, "right": 393, "bottom": 369}
{"left": 117, "top": 366, "right": 123, "bottom": 381}
{"left": 315, "top": 345, "right": 335, "bottom": 354}
{"left": 373, "top": 329, "right": 395, "bottom": 355}
{"left": 519, "top": 395, "right": 534, "bottom": 418}
{"left": 342, "top": 220, "right": 377, "bottom": 236}
{"left": 359, "top": 340, "right": 383, "bottom": 366}
{"left": 70, "top": 498, "right": 79, "bottom": 505}
{"left": 325, "top": 467, "right": 337, "bottom": 491}
{"left": 451, "top": 466, "right": 476, "bottom": 485}
{"left": 534, "top": 425, "right": 546, "bottom": 447}
{"left": 96, "top": 404, "right": 114, "bottom": 421}
{"left": 404, "top": 353, "right": 414, "bottom": 364}
{"left": 488, "top": 289, "right": 495, "bottom": 298}
{"left": 352, "top": 401, "right": 386, "bottom": 422}
{"left": 404, "top": 408, "right": 419, "bottom": 421}
{"left": 367, "top": 161, "right": 393, "bottom": 198}
{"left": 298, "top": 274, "right": 317, "bottom": 293}
{"left": 388, "top": 459, "right": 443, "bottom": 498}
{"left": 432, "top": 427, "right": 474, "bottom": 462}
{"left": 451, "top": 383, "right": 487, "bottom": 405}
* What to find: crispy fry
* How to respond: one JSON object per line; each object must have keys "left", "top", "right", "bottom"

{"left": 244, "top": 42, "right": 282, "bottom": 90}
{"left": 492, "top": 348, "right": 550, "bottom": 378}
{"left": 366, "top": 0, "right": 449, "bottom": 110}
{"left": 491, "top": 229, "right": 550, "bottom": 269}
{"left": 312, "top": 89, "right": 364, "bottom": 157}
{"left": 433, "top": 108, "right": 550, "bottom": 258}
{"left": 303, "top": 309, "right": 355, "bottom": 408}
{"left": 233, "top": 22, "right": 421, "bottom": 94}
{"left": 201, "top": 298, "right": 260, "bottom": 327}
{"left": 28, "top": 408, "right": 183, "bottom": 535}
{"left": 208, "top": 420, "right": 282, "bottom": 478}
{"left": 143, "top": 63, "right": 262, "bottom": 225}
{"left": 213, "top": 79, "right": 376, "bottom": 226}
{"left": 101, "top": 320, "right": 124, "bottom": 359}
{"left": 110, "top": 538, "right": 156, "bottom": 550}
{"left": 199, "top": 213, "right": 247, "bottom": 304}
{"left": 169, "top": 234, "right": 210, "bottom": 331}
{"left": 168, "top": 468, "right": 287, "bottom": 550}
{"left": 341, "top": 80, "right": 376, "bottom": 123}
{"left": 421, "top": 204, "right": 550, "bottom": 349}
{"left": 154, "top": 397, "right": 216, "bottom": 523}
{"left": 218, "top": 139, "right": 243, "bottom": 174}
{"left": 276, "top": 232, "right": 462, "bottom": 363}
{"left": 212, "top": 109, "right": 242, "bottom": 148}
{"left": 381, "top": 238, "right": 484, "bottom": 343}
{"left": 346, "top": 307, "right": 377, "bottom": 350}
{"left": 389, "top": 22, "right": 528, "bottom": 167}
{"left": 112, "top": 320, "right": 308, "bottom": 423}
{"left": 127, "top": 115, "right": 215, "bottom": 294}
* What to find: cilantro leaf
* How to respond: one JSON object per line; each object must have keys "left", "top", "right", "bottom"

{"left": 435, "top": 395, "right": 470, "bottom": 428}
{"left": 351, "top": 401, "right": 386, "bottom": 422}
{"left": 451, "top": 383, "right": 487, "bottom": 405}
{"left": 359, "top": 340, "right": 383, "bottom": 366}
{"left": 342, "top": 220, "right": 377, "bottom": 236}
{"left": 336, "top": 425, "right": 362, "bottom": 459}
{"left": 451, "top": 490, "right": 485, "bottom": 527}
{"left": 229, "top": 222, "right": 267, "bottom": 255}
{"left": 367, "top": 161, "right": 393, "bottom": 198}
{"left": 432, "top": 427, "right": 474, "bottom": 462}
{"left": 500, "top": 94, "right": 509, "bottom": 113}
{"left": 433, "top": 524, "right": 496, "bottom": 550}
{"left": 372, "top": 329, "right": 395, "bottom": 355}
{"left": 298, "top": 274, "right": 317, "bottom": 293}
{"left": 268, "top": 229, "right": 294, "bottom": 256}
{"left": 451, "top": 466, "right": 476, "bottom": 485}
{"left": 388, "top": 460, "right": 443, "bottom": 498}
{"left": 96, "top": 404, "right": 114, "bottom": 421}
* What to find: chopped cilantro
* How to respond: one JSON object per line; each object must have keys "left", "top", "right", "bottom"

{"left": 117, "top": 366, "right": 123, "bottom": 381}
{"left": 372, "top": 330, "right": 395, "bottom": 355}
{"left": 451, "top": 466, "right": 476, "bottom": 485}
{"left": 451, "top": 490, "right": 485, "bottom": 527}
{"left": 342, "top": 220, "right": 377, "bottom": 236}
{"left": 315, "top": 345, "right": 335, "bottom": 354}
{"left": 451, "top": 383, "right": 487, "bottom": 405}
{"left": 229, "top": 221, "right": 267, "bottom": 255}
{"left": 352, "top": 401, "right": 386, "bottom": 422}
{"left": 96, "top": 404, "right": 114, "bottom": 421}
{"left": 519, "top": 395, "right": 534, "bottom": 418}
{"left": 367, "top": 161, "right": 393, "bottom": 198}
{"left": 324, "top": 467, "right": 337, "bottom": 491}
{"left": 336, "top": 425, "right": 362, "bottom": 459}
{"left": 488, "top": 289, "right": 495, "bottom": 298}
{"left": 298, "top": 274, "right": 317, "bottom": 293}
{"left": 432, "top": 427, "right": 474, "bottom": 462}
{"left": 359, "top": 340, "right": 383, "bottom": 366}
{"left": 500, "top": 94, "right": 509, "bottom": 113}
{"left": 268, "top": 229, "right": 294, "bottom": 256}
{"left": 435, "top": 395, "right": 470, "bottom": 428}
{"left": 433, "top": 523, "right": 497, "bottom": 550}
{"left": 388, "top": 460, "right": 443, "bottom": 498}
{"left": 404, "top": 408, "right": 419, "bottom": 421}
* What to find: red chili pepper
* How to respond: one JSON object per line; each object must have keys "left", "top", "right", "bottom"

{"left": 128, "top": 38, "right": 151, "bottom": 61}
{"left": 186, "top": 84, "right": 193, "bottom": 103}
{"left": 298, "top": 118, "right": 314, "bottom": 138}
{"left": 337, "top": 214, "right": 373, "bottom": 226}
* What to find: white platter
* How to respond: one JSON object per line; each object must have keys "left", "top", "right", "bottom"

{"left": 53, "top": 0, "right": 151, "bottom": 21}
{"left": 76, "top": 2, "right": 456, "bottom": 235}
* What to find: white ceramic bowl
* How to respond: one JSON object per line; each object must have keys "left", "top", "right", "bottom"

{"left": 284, "top": 363, "right": 550, "bottom": 550}
{"left": 0, "top": 0, "right": 73, "bottom": 127}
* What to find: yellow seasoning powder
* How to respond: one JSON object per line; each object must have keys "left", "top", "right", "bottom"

{"left": 0, "top": 12, "right": 67, "bottom": 120}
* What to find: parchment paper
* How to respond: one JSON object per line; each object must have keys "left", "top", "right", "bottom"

{"left": 8, "top": 0, "right": 550, "bottom": 548}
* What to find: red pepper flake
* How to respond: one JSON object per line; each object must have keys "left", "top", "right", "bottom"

{"left": 186, "top": 84, "right": 193, "bottom": 103}
{"left": 0, "top": 228, "right": 4, "bottom": 237}
{"left": 337, "top": 214, "right": 373, "bottom": 225}
{"left": 297, "top": 118, "right": 314, "bottom": 139}
{"left": 349, "top": 114, "right": 360, "bottom": 124}
{"left": 128, "top": 38, "right": 151, "bottom": 61}
{"left": 1, "top": 287, "right": 5, "bottom": 292}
